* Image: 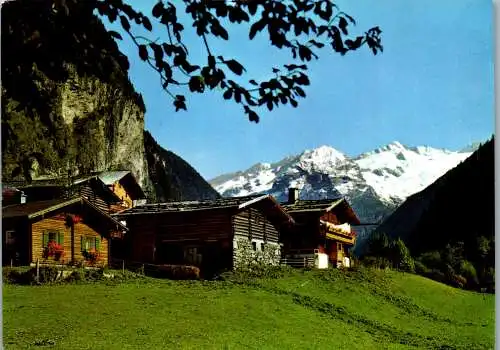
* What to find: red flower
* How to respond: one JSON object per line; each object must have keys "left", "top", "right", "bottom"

{"left": 44, "top": 241, "right": 65, "bottom": 260}
{"left": 72, "top": 215, "right": 82, "bottom": 224}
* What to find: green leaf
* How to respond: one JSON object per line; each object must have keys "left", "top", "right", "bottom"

{"left": 225, "top": 59, "right": 245, "bottom": 75}
{"left": 249, "top": 19, "right": 266, "bottom": 40}
{"left": 211, "top": 23, "right": 229, "bottom": 40}
{"left": 138, "top": 45, "right": 148, "bottom": 61}
{"left": 339, "top": 17, "right": 349, "bottom": 35}
{"left": 234, "top": 90, "right": 241, "bottom": 103}
{"left": 223, "top": 89, "right": 233, "bottom": 100}
{"left": 296, "top": 73, "right": 310, "bottom": 86}
{"left": 119, "top": 15, "right": 130, "bottom": 32}
{"left": 142, "top": 16, "right": 153, "bottom": 31}
{"left": 248, "top": 110, "right": 259, "bottom": 123}
{"left": 295, "top": 86, "right": 306, "bottom": 98}
{"left": 248, "top": 3, "right": 258, "bottom": 16}
{"left": 108, "top": 31, "right": 123, "bottom": 40}
{"left": 150, "top": 43, "right": 163, "bottom": 61}
{"left": 152, "top": 2, "right": 164, "bottom": 18}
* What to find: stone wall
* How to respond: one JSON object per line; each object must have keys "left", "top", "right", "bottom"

{"left": 233, "top": 238, "right": 281, "bottom": 269}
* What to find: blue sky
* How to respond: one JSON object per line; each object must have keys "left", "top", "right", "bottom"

{"left": 101, "top": 0, "right": 494, "bottom": 180}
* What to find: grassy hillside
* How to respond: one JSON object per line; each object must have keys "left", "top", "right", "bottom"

{"left": 3, "top": 268, "right": 494, "bottom": 349}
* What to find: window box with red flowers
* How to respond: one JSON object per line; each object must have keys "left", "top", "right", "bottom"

{"left": 43, "top": 240, "right": 65, "bottom": 261}
{"left": 81, "top": 236, "right": 102, "bottom": 265}
{"left": 65, "top": 214, "right": 83, "bottom": 228}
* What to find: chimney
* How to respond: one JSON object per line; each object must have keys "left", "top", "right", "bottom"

{"left": 288, "top": 187, "right": 299, "bottom": 204}
{"left": 20, "top": 192, "right": 27, "bottom": 204}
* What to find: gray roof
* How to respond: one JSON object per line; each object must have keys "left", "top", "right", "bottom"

{"left": 96, "top": 171, "right": 131, "bottom": 185}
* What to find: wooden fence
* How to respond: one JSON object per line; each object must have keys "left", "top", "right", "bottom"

{"left": 280, "top": 257, "right": 315, "bottom": 268}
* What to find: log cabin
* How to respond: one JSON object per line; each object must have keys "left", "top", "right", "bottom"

{"left": 281, "top": 188, "right": 360, "bottom": 268}
{"left": 113, "top": 195, "right": 294, "bottom": 277}
{"left": 95, "top": 171, "right": 146, "bottom": 211}
{"left": 2, "top": 197, "right": 128, "bottom": 267}
{"left": 4, "top": 175, "right": 124, "bottom": 214}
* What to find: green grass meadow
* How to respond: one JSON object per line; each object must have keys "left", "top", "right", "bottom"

{"left": 3, "top": 268, "right": 494, "bottom": 349}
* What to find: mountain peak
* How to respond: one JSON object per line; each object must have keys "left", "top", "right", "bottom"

{"left": 459, "top": 142, "right": 482, "bottom": 153}
{"left": 375, "top": 141, "right": 407, "bottom": 153}
{"left": 302, "top": 145, "right": 346, "bottom": 161}
{"left": 210, "top": 141, "right": 473, "bottom": 207}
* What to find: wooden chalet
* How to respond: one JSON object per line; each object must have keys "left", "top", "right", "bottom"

{"left": 95, "top": 171, "right": 146, "bottom": 210}
{"left": 2, "top": 197, "right": 128, "bottom": 267}
{"left": 113, "top": 195, "right": 294, "bottom": 276}
{"left": 281, "top": 188, "right": 360, "bottom": 268}
{"left": 4, "top": 175, "right": 124, "bottom": 214}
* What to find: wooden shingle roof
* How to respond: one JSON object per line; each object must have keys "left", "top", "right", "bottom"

{"left": 114, "top": 194, "right": 266, "bottom": 215}
{"left": 4, "top": 176, "right": 121, "bottom": 203}
{"left": 281, "top": 198, "right": 344, "bottom": 213}
{"left": 2, "top": 198, "right": 79, "bottom": 218}
{"left": 2, "top": 197, "right": 128, "bottom": 231}
{"left": 114, "top": 194, "right": 295, "bottom": 227}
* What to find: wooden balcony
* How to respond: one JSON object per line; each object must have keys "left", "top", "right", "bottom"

{"left": 320, "top": 220, "right": 356, "bottom": 245}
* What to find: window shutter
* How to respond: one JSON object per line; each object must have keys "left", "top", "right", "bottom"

{"left": 57, "top": 232, "right": 64, "bottom": 246}
{"left": 81, "top": 236, "right": 84, "bottom": 251}
{"left": 95, "top": 237, "right": 101, "bottom": 251}
{"left": 43, "top": 232, "right": 49, "bottom": 247}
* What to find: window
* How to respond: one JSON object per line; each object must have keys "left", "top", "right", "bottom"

{"left": 261, "top": 243, "right": 266, "bottom": 252}
{"left": 5, "top": 231, "right": 15, "bottom": 245}
{"left": 42, "top": 231, "right": 63, "bottom": 248}
{"left": 252, "top": 242, "right": 257, "bottom": 251}
{"left": 81, "top": 236, "right": 100, "bottom": 252}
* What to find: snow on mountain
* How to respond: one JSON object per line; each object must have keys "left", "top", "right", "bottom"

{"left": 209, "top": 141, "right": 475, "bottom": 248}
{"left": 210, "top": 142, "right": 472, "bottom": 209}
{"left": 354, "top": 142, "right": 472, "bottom": 202}
{"left": 210, "top": 141, "right": 474, "bottom": 248}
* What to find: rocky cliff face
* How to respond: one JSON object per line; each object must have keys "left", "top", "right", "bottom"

{"left": 1, "top": 0, "right": 216, "bottom": 202}
{"left": 144, "top": 131, "right": 220, "bottom": 202}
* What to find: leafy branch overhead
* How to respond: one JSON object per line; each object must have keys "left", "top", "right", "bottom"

{"left": 96, "top": 0, "right": 383, "bottom": 122}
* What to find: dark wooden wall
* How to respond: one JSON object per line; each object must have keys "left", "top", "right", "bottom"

{"left": 124, "top": 208, "right": 234, "bottom": 266}
{"left": 2, "top": 219, "right": 31, "bottom": 265}
{"left": 232, "top": 207, "right": 280, "bottom": 243}
{"left": 77, "top": 184, "right": 112, "bottom": 213}
{"left": 320, "top": 211, "right": 340, "bottom": 224}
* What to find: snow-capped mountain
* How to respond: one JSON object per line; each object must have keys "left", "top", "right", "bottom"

{"left": 209, "top": 141, "right": 475, "bottom": 246}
